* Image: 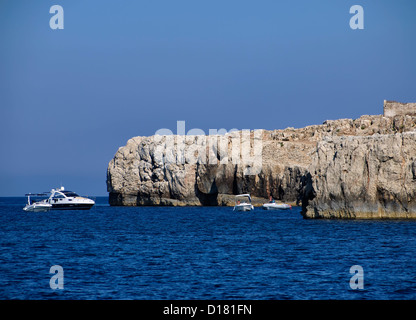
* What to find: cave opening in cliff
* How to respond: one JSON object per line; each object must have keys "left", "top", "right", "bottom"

{"left": 195, "top": 181, "right": 219, "bottom": 206}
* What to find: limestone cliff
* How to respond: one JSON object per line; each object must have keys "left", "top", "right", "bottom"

{"left": 302, "top": 132, "right": 416, "bottom": 219}
{"left": 106, "top": 130, "right": 310, "bottom": 206}
{"left": 107, "top": 111, "right": 416, "bottom": 218}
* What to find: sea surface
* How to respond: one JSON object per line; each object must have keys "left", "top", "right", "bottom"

{"left": 0, "top": 197, "right": 415, "bottom": 300}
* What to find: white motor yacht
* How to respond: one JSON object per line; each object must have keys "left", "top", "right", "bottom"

{"left": 23, "top": 187, "right": 95, "bottom": 211}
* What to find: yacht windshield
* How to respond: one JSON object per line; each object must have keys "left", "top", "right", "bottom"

{"left": 62, "top": 191, "right": 79, "bottom": 197}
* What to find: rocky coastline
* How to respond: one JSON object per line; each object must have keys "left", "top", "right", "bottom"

{"left": 107, "top": 101, "right": 416, "bottom": 219}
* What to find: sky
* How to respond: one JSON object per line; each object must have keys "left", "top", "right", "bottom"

{"left": 0, "top": 0, "right": 415, "bottom": 196}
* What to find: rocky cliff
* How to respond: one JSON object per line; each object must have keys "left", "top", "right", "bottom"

{"left": 106, "top": 130, "right": 310, "bottom": 206}
{"left": 302, "top": 132, "right": 416, "bottom": 219}
{"left": 107, "top": 112, "right": 416, "bottom": 218}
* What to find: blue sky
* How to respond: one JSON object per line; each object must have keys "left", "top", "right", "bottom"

{"left": 1, "top": 0, "right": 415, "bottom": 196}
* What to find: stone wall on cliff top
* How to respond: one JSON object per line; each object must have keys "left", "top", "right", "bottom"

{"left": 302, "top": 132, "right": 416, "bottom": 219}
{"left": 107, "top": 113, "right": 416, "bottom": 216}
{"left": 384, "top": 100, "right": 416, "bottom": 118}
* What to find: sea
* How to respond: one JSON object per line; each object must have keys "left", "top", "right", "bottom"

{"left": 0, "top": 196, "right": 415, "bottom": 300}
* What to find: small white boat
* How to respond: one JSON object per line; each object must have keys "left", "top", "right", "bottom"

{"left": 262, "top": 202, "right": 292, "bottom": 210}
{"left": 233, "top": 194, "right": 254, "bottom": 212}
{"left": 23, "top": 193, "right": 52, "bottom": 212}
{"left": 262, "top": 196, "right": 292, "bottom": 210}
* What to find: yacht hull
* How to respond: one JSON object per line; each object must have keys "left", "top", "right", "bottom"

{"left": 50, "top": 203, "right": 94, "bottom": 210}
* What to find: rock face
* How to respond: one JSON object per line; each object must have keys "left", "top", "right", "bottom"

{"left": 107, "top": 130, "right": 309, "bottom": 206}
{"left": 302, "top": 132, "right": 416, "bottom": 219}
{"left": 107, "top": 111, "right": 416, "bottom": 218}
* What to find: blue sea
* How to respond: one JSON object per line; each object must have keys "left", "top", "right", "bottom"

{"left": 0, "top": 197, "right": 415, "bottom": 300}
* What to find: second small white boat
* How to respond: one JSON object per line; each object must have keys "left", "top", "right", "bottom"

{"left": 262, "top": 196, "right": 292, "bottom": 210}
{"left": 262, "top": 202, "right": 292, "bottom": 210}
